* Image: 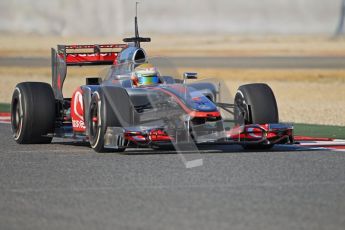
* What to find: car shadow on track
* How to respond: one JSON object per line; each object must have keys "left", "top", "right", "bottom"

{"left": 51, "top": 139, "right": 325, "bottom": 156}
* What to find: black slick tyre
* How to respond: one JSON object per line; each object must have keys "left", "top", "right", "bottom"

{"left": 11, "top": 82, "right": 55, "bottom": 144}
{"left": 88, "top": 87, "right": 132, "bottom": 153}
{"left": 234, "top": 83, "right": 279, "bottom": 150}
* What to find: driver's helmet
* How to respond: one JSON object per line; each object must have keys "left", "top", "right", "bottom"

{"left": 132, "top": 63, "right": 160, "bottom": 86}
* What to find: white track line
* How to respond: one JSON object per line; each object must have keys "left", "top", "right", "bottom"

{"left": 0, "top": 115, "right": 10, "bottom": 124}
{"left": 298, "top": 141, "right": 345, "bottom": 146}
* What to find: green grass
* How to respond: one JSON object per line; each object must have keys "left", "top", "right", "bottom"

{"left": 293, "top": 123, "right": 345, "bottom": 139}
{"left": 0, "top": 103, "right": 10, "bottom": 113}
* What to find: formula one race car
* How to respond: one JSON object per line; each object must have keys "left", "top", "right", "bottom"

{"left": 10, "top": 15, "right": 293, "bottom": 153}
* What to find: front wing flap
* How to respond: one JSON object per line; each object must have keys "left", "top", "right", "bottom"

{"left": 104, "top": 123, "right": 294, "bottom": 147}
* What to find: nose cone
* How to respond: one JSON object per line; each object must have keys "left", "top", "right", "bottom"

{"left": 191, "top": 96, "right": 218, "bottom": 112}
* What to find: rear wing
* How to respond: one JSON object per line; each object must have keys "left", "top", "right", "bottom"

{"left": 52, "top": 43, "right": 127, "bottom": 100}
{"left": 57, "top": 44, "right": 127, "bottom": 66}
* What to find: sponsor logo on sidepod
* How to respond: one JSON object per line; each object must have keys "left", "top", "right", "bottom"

{"left": 72, "top": 91, "right": 86, "bottom": 129}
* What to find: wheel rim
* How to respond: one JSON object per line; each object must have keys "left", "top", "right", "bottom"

{"left": 11, "top": 98, "right": 23, "bottom": 139}
{"left": 90, "top": 102, "right": 99, "bottom": 141}
{"left": 234, "top": 92, "right": 248, "bottom": 125}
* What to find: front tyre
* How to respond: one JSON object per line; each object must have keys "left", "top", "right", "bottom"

{"left": 234, "top": 83, "right": 279, "bottom": 150}
{"left": 11, "top": 82, "right": 55, "bottom": 144}
{"left": 88, "top": 89, "right": 127, "bottom": 153}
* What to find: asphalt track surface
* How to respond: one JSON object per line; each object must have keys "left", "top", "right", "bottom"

{"left": 1, "top": 123, "right": 345, "bottom": 230}
{"left": 1, "top": 56, "right": 345, "bottom": 69}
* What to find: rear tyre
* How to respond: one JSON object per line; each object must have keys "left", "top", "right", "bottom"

{"left": 88, "top": 87, "right": 132, "bottom": 153}
{"left": 11, "top": 82, "right": 55, "bottom": 144}
{"left": 234, "top": 83, "right": 279, "bottom": 150}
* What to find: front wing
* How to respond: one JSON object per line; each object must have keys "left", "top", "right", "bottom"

{"left": 103, "top": 123, "right": 293, "bottom": 149}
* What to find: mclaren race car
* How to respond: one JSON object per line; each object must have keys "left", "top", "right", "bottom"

{"left": 10, "top": 16, "right": 293, "bottom": 153}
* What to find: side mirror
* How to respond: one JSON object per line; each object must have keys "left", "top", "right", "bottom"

{"left": 183, "top": 72, "right": 198, "bottom": 83}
